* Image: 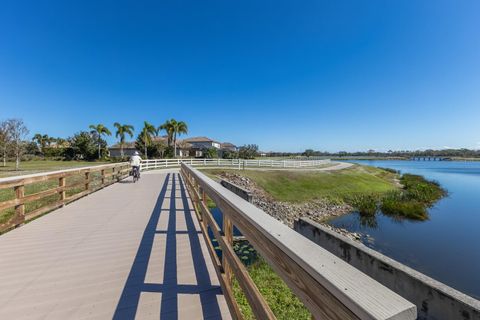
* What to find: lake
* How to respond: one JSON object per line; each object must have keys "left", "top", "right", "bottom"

{"left": 328, "top": 160, "right": 480, "bottom": 299}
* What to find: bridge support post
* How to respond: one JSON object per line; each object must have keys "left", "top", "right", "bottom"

{"left": 85, "top": 171, "right": 90, "bottom": 190}
{"left": 13, "top": 185, "right": 25, "bottom": 227}
{"left": 59, "top": 176, "right": 66, "bottom": 206}
{"left": 223, "top": 214, "right": 233, "bottom": 286}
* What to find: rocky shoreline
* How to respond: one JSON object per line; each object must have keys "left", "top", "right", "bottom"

{"left": 217, "top": 172, "right": 362, "bottom": 241}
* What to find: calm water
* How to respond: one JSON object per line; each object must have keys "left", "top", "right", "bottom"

{"left": 329, "top": 160, "right": 480, "bottom": 299}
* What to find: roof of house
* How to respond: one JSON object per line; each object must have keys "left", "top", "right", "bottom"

{"left": 152, "top": 136, "right": 169, "bottom": 143}
{"left": 221, "top": 142, "right": 237, "bottom": 148}
{"left": 183, "top": 136, "right": 220, "bottom": 143}
{"left": 176, "top": 140, "right": 193, "bottom": 149}
{"left": 109, "top": 142, "right": 137, "bottom": 149}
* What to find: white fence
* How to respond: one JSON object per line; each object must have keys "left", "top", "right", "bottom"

{"left": 140, "top": 158, "right": 331, "bottom": 171}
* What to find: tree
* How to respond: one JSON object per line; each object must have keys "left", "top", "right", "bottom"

{"left": 172, "top": 120, "right": 188, "bottom": 158}
{"left": 139, "top": 121, "right": 156, "bottom": 159}
{"left": 158, "top": 119, "right": 175, "bottom": 147}
{"left": 0, "top": 121, "right": 10, "bottom": 167}
{"left": 32, "top": 133, "right": 50, "bottom": 155}
{"left": 238, "top": 144, "right": 259, "bottom": 159}
{"left": 68, "top": 131, "right": 98, "bottom": 160}
{"left": 304, "top": 149, "right": 315, "bottom": 158}
{"left": 6, "top": 119, "right": 29, "bottom": 170}
{"left": 158, "top": 119, "right": 188, "bottom": 157}
{"left": 89, "top": 124, "right": 111, "bottom": 159}
{"left": 114, "top": 123, "right": 134, "bottom": 158}
{"left": 203, "top": 147, "right": 218, "bottom": 159}
{"left": 222, "top": 149, "right": 238, "bottom": 159}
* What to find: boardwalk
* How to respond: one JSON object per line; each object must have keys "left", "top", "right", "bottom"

{"left": 0, "top": 170, "right": 231, "bottom": 319}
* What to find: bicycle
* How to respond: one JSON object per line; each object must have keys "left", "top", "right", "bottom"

{"left": 131, "top": 166, "right": 140, "bottom": 183}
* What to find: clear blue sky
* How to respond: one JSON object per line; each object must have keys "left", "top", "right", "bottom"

{"left": 1, "top": 0, "right": 479, "bottom": 152}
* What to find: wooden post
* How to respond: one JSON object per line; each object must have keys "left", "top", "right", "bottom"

{"left": 223, "top": 214, "right": 234, "bottom": 285}
{"left": 101, "top": 169, "right": 105, "bottom": 186}
{"left": 85, "top": 171, "right": 90, "bottom": 191}
{"left": 14, "top": 185, "right": 25, "bottom": 226}
{"left": 59, "top": 176, "right": 66, "bottom": 205}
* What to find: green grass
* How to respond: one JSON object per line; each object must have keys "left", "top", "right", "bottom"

{"left": 0, "top": 160, "right": 109, "bottom": 178}
{"left": 203, "top": 165, "right": 397, "bottom": 203}
{"left": 380, "top": 174, "right": 447, "bottom": 220}
{"left": 230, "top": 241, "right": 311, "bottom": 319}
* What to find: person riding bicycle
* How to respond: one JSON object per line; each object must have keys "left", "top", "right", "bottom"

{"left": 130, "top": 151, "right": 142, "bottom": 180}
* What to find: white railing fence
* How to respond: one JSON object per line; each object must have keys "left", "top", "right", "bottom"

{"left": 140, "top": 158, "right": 331, "bottom": 171}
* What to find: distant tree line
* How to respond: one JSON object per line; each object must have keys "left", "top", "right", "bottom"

{"left": 298, "top": 149, "right": 480, "bottom": 158}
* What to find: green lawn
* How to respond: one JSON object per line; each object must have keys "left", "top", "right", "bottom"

{"left": 0, "top": 160, "right": 109, "bottom": 178}
{"left": 203, "top": 165, "right": 398, "bottom": 203}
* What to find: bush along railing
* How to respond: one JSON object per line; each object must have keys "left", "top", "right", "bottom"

{"left": 0, "top": 162, "right": 130, "bottom": 233}
{"left": 141, "top": 158, "right": 331, "bottom": 171}
{"left": 180, "top": 163, "right": 417, "bottom": 320}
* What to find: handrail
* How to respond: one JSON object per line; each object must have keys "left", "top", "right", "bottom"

{"left": 0, "top": 162, "right": 130, "bottom": 233}
{"left": 141, "top": 158, "right": 331, "bottom": 171}
{"left": 181, "top": 163, "right": 417, "bottom": 320}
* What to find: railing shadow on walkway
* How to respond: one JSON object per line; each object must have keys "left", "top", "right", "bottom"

{"left": 113, "top": 173, "right": 223, "bottom": 319}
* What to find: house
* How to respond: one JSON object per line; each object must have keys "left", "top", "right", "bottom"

{"left": 183, "top": 137, "right": 222, "bottom": 157}
{"left": 108, "top": 142, "right": 138, "bottom": 158}
{"left": 221, "top": 142, "right": 238, "bottom": 152}
{"left": 176, "top": 140, "right": 193, "bottom": 157}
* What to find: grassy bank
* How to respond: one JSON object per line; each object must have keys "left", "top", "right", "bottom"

{"left": 204, "top": 165, "right": 397, "bottom": 204}
{"left": 204, "top": 165, "right": 446, "bottom": 221}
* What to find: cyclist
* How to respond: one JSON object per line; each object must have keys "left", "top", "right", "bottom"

{"left": 130, "top": 151, "right": 142, "bottom": 181}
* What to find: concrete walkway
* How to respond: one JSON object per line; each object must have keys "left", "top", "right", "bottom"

{"left": 0, "top": 170, "right": 231, "bottom": 320}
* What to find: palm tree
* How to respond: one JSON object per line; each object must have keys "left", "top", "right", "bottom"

{"left": 32, "top": 133, "right": 47, "bottom": 154}
{"left": 89, "top": 124, "right": 112, "bottom": 159}
{"left": 140, "top": 121, "right": 156, "bottom": 159}
{"left": 114, "top": 123, "right": 134, "bottom": 158}
{"left": 158, "top": 120, "right": 175, "bottom": 147}
{"left": 172, "top": 120, "right": 188, "bottom": 158}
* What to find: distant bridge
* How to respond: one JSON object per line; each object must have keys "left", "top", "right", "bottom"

{"left": 410, "top": 156, "right": 452, "bottom": 161}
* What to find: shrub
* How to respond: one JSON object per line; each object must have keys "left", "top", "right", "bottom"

{"left": 346, "top": 194, "right": 379, "bottom": 217}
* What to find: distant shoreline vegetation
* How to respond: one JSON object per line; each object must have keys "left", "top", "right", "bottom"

{"left": 265, "top": 148, "right": 480, "bottom": 160}
{"left": 348, "top": 172, "right": 447, "bottom": 221}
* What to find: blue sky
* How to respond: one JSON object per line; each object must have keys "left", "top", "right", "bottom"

{"left": 1, "top": 0, "right": 479, "bottom": 152}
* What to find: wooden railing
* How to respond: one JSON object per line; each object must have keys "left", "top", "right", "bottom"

{"left": 141, "top": 158, "right": 331, "bottom": 171}
{"left": 181, "top": 163, "right": 417, "bottom": 320}
{"left": 0, "top": 162, "right": 130, "bottom": 233}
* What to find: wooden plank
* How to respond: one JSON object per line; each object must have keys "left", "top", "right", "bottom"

{"left": 25, "top": 200, "right": 64, "bottom": 221}
{"left": 0, "top": 198, "right": 18, "bottom": 212}
{"left": 182, "top": 164, "right": 417, "bottom": 320}
{"left": 22, "top": 186, "right": 65, "bottom": 204}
